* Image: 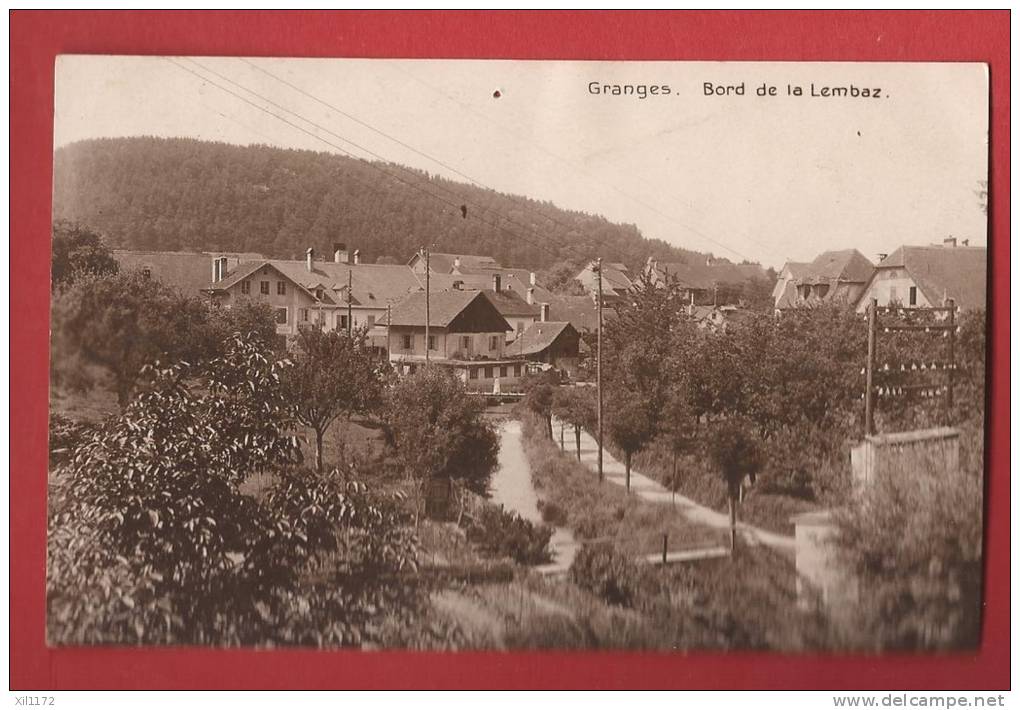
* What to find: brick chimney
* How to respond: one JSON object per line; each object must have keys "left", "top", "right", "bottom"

{"left": 333, "top": 243, "right": 348, "bottom": 263}
{"left": 943, "top": 237, "right": 957, "bottom": 248}
{"left": 353, "top": 249, "right": 360, "bottom": 265}
{"left": 529, "top": 271, "right": 537, "bottom": 286}
{"left": 540, "top": 303, "right": 550, "bottom": 322}
{"left": 492, "top": 274, "right": 502, "bottom": 292}
{"left": 454, "top": 256, "right": 461, "bottom": 270}
{"left": 526, "top": 287, "right": 535, "bottom": 305}
{"left": 306, "top": 248, "right": 315, "bottom": 272}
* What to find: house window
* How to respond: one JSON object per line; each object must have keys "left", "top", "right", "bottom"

{"left": 141, "top": 267, "right": 151, "bottom": 279}
{"left": 275, "top": 307, "right": 288, "bottom": 325}
{"left": 461, "top": 336, "right": 470, "bottom": 350}
{"left": 316, "top": 288, "right": 324, "bottom": 301}
{"left": 300, "top": 308, "right": 309, "bottom": 322}
{"left": 367, "top": 315, "right": 376, "bottom": 328}
{"left": 484, "top": 366, "right": 493, "bottom": 379}
{"left": 514, "top": 364, "right": 521, "bottom": 377}
{"left": 428, "top": 335, "right": 436, "bottom": 351}
{"left": 489, "top": 335, "right": 499, "bottom": 350}
{"left": 909, "top": 286, "right": 917, "bottom": 306}
{"left": 339, "top": 315, "right": 349, "bottom": 330}
{"left": 277, "top": 281, "right": 287, "bottom": 295}
{"left": 402, "top": 334, "right": 412, "bottom": 350}
{"left": 260, "top": 281, "right": 270, "bottom": 295}
{"left": 469, "top": 367, "right": 479, "bottom": 380}
{"left": 240, "top": 280, "right": 251, "bottom": 295}
{"left": 499, "top": 365, "right": 508, "bottom": 378}
{"left": 517, "top": 321, "right": 525, "bottom": 334}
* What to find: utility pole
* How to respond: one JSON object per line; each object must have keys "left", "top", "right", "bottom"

{"left": 946, "top": 298, "right": 956, "bottom": 422}
{"left": 420, "top": 247, "right": 431, "bottom": 368}
{"left": 347, "top": 269, "right": 353, "bottom": 336}
{"left": 386, "top": 304, "right": 392, "bottom": 362}
{"left": 864, "top": 297, "right": 877, "bottom": 436}
{"left": 596, "top": 257, "right": 604, "bottom": 483}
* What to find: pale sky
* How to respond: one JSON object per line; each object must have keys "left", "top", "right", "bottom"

{"left": 54, "top": 57, "right": 988, "bottom": 269}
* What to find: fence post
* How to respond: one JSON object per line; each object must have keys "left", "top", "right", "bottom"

{"left": 662, "top": 533, "right": 668, "bottom": 564}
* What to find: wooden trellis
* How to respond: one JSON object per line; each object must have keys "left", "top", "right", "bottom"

{"left": 863, "top": 297, "right": 957, "bottom": 435}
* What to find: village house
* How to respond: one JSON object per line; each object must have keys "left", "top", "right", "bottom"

{"left": 779, "top": 248, "right": 875, "bottom": 310}
{"left": 407, "top": 251, "right": 501, "bottom": 275}
{"left": 644, "top": 256, "right": 768, "bottom": 306}
{"left": 771, "top": 260, "right": 812, "bottom": 310}
{"left": 113, "top": 249, "right": 266, "bottom": 295}
{"left": 202, "top": 243, "right": 422, "bottom": 352}
{"left": 854, "top": 238, "right": 987, "bottom": 313}
{"left": 387, "top": 289, "right": 528, "bottom": 393}
{"left": 423, "top": 272, "right": 542, "bottom": 340}
{"left": 508, "top": 320, "right": 581, "bottom": 379}
{"left": 575, "top": 261, "right": 633, "bottom": 305}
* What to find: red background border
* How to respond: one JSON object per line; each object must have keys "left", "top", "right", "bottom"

{"left": 10, "top": 10, "right": 1010, "bottom": 690}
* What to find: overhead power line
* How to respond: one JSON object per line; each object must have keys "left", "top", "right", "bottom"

{"left": 167, "top": 58, "right": 577, "bottom": 263}
{"left": 389, "top": 62, "right": 762, "bottom": 262}
{"left": 183, "top": 57, "right": 600, "bottom": 265}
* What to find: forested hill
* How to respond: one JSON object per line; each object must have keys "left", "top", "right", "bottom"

{"left": 52, "top": 137, "right": 713, "bottom": 271}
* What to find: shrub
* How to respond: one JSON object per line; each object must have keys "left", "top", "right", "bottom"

{"left": 569, "top": 543, "right": 659, "bottom": 609}
{"left": 466, "top": 505, "right": 553, "bottom": 566}
{"left": 48, "top": 413, "right": 94, "bottom": 468}
{"left": 47, "top": 333, "right": 422, "bottom": 647}
{"left": 537, "top": 500, "right": 567, "bottom": 526}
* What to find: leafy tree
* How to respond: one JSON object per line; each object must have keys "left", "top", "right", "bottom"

{"left": 552, "top": 386, "right": 596, "bottom": 460}
{"left": 542, "top": 260, "right": 587, "bottom": 295}
{"left": 522, "top": 371, "right": 559, "bottom": 439}
{"left": 50, "top": 271, "right": 277, "bottom": 408}
{"left": 382, "top": 368, "right": 499, "bottom": 510}
{"left": 283, "top": 327, "right": 385, "bottom": 472}
{"left": 47, "top": 332, "right": 421, "bottom": 647}
{"left": 51, "top": 220, "right": 119, "bottom": 291}
{"left": 51, "top": 271, "right": 212, "bottom": 407}
{"left": 709, "top": 419, "right": 765, "bottom": 550}
{"left": 605, "top": 384, "right": 658, "bottom": 493}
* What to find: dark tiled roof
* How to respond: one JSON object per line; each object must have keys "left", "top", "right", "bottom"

{"left": 652, "top": 260, "right": 761, "bottom": 290}
{"left": 802, "top": 249, "right": 874, "bottom": 284}
{"left": 878, "top": 245, "right": 987, "bottom": 310}
{"left": 421, "top": 252, "right": 501, "bottom": 273}
{"left": 479, "top": 289, "right": 540, "bottom": 318}
{"left": 781, "top": 261, "right": 812, "bottom": 279}
{"left": 389, "top": 289, "right": 500, "bottom": 328}
{"left": 113, "top": 250, "right": 262, "bottom": 296}
{"left": 545, "top": 294, "right": 608, "bottom": 332}
{"left": 508, "top": 321, "right": 576, "bottom": 356}
{"left": 211, "top": 258, "right": 422, "bottom": 307}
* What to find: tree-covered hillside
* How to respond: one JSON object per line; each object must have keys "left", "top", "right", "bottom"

{"left": 53, "top": 137, "right": 712, "bottom": 270}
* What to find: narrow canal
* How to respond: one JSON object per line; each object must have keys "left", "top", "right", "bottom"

{"left": 488, "top": 418, "right": 577, "bottom": 570}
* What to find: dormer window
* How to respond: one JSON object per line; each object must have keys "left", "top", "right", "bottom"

{"left": 316, "top": 288, "right": 324, "bottom": 301}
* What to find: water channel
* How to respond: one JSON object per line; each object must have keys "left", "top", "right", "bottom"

{"left": 487, "top": 416, "right": 577, "bottom": 571}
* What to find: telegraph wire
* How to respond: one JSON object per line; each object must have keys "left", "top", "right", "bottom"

{"left": 167, "top": 58, "right": 577, "bottom": 263}
{"left": 238, "top": 57, "right": 658, "bottom": 265}
{"left": 388, "top": 62, "right": 763, "bottom": 262}
{"left": 184, "top": 57, "right": 600, "bottom": 265}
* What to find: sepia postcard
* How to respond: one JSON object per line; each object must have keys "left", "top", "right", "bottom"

{"left": 47, "top": 57, "right": 989, "bottom": 653}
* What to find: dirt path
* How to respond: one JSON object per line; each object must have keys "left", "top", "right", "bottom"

{"left": 551, "top": 418, "right": 795, "bottom": 552}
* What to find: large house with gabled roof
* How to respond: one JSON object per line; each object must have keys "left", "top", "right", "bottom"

{"left": 203, "top": 245, "right": 421, "bottom": 351}
{"left": 854, "top": 238, "right": 987, "bottom": 313}
{"left": 387, "top": 289, "right": 530, "bottom": 392}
